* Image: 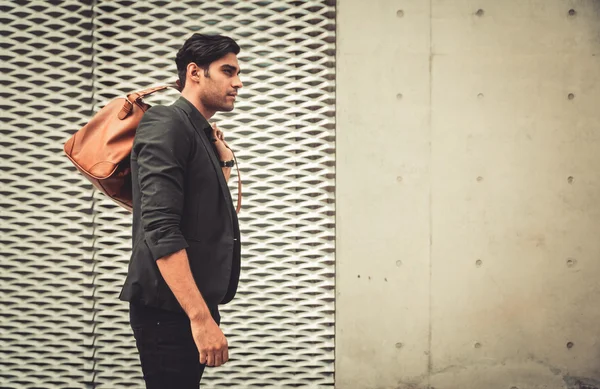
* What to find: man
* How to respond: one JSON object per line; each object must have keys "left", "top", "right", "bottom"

{"left": 119, "top": 33, "right": 243, "bottom": 388}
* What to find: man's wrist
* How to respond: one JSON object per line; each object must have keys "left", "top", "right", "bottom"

{"left": 188, "top": 307, "right": 211, "bottom": 323}
{"left": 216, "top": 147, "right": 233, "bottom": 159}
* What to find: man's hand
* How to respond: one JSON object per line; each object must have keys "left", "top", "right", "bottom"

{"left": 191, "top": 316, "right": 229, "bottom": 367}
{"left": 211, "top": 123, "right": 234, "bottom": 161}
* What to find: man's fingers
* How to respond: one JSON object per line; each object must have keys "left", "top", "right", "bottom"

{"left": 201, "top": 347, "right": 228, "bottom": 367}
{"left": 211, "top": 123, "right": 223, "bottom": 137}
{"left": 210, "top": 124, "right": 225, "bottom": 143}
{"left": 206, "top": 351, "right": 215, "bottom": 367}
{"left": 214, "top": 352, "right": 223, "bottom": 367}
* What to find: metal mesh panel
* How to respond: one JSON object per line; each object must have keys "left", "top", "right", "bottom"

{"left": 1, "top": 0, "right": 335, "bottom": 387}
{"left": 0, "top": 1, "right": 96, "bottom": 387}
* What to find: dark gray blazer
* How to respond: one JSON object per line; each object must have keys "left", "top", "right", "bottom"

{"left": 119, "top": 96, "right": 241, "bottom": 312}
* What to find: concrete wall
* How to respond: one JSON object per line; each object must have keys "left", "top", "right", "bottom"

{"left": 336, "top": 1, "right": 600, "bottom": 388}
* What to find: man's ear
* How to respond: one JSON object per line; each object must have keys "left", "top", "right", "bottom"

{"left": 187, "top": 62, "right": 201, "bottom": 83}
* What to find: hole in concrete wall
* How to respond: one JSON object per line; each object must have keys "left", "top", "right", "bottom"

{"left": 568, "top": 176, "right": 574, "bottom": 184}
{"left": 476, "top": 9, "right": 484, "bottom": 16}
{"left": 567, "top": 342, "right": 574, "bottom": 349}
{"left": 396, "top": 10, "right": 404, "bottom": 18}
{"left": 568, "top": 93, "right": 575, "bottom": 100}
{"left": 568, "top": 9, "right": 576, "bottom": 16}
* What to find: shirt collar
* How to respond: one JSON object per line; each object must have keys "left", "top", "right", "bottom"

{"left": 172, "top": 95, "right": 212, "bottom": 138}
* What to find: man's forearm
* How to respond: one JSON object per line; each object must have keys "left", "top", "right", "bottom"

{"left": 156, "top": 248, "right": 211, "bottom": 322}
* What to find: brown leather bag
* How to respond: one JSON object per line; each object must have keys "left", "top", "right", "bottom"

{"left": 63, "top": 83, "right": 242, "bottom": 213}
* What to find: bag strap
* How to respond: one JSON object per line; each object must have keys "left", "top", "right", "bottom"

{"left": 228, "top": 147, "right": 242, "bottom": 214}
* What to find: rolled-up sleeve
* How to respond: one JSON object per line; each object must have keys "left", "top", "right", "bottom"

{"left": 133, "top": 107, "right": 190, "bottom": 260}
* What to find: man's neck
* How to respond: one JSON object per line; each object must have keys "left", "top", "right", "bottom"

{"left": 181, "top": 89, "right": 215, "bottom": 120}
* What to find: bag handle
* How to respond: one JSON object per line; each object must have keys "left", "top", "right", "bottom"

{"left": 118, "top": 81, "right": 182, "bottom": 120}
{"left": 129, "top": 81, "right": 181, "bottom": 101}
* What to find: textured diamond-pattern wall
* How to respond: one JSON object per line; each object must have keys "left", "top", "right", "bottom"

{"left": 0, "top": 1, "right": 95, "bottom": 387}
{"left": 1, "top": 0, "right": 335, "bottom": 388}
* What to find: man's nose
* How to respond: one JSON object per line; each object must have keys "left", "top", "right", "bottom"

{"left": 233, "top": 76, "right": 243, "bottom": 89}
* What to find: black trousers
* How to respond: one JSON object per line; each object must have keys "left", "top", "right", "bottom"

{"left": 129, "top": 302, "right": 221, "bottom": 389}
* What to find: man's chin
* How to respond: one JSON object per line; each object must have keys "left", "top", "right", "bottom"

{"left": 209, "top": 102, "right": 235, "bottom": 113}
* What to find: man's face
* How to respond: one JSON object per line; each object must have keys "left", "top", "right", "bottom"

{"left": 198, "top": 52, "right": 243, "bottom": 112}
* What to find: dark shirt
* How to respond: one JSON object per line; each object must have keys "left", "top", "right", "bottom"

{"left": 119, "top": 96, "right": 241, "bottom": 312}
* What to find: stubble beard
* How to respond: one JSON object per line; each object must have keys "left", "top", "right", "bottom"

{"left": 202, "top": 90, "right": 234, "bottom": 113}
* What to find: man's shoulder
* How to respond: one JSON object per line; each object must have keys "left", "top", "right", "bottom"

{"left": 133, "top": 103, "right": 195, "bottom": 152}
{"left": 141, "top": 103, "right": 188, "bottom": 127}
{"left": 136, "top": 103, "right": 195, "bottom": 140}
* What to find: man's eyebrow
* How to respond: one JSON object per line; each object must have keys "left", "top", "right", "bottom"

{"left": 221, "top": 64, "right": 241, "bottom": 75}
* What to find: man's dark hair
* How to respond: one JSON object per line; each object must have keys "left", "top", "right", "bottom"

{"left": 175, "top": 33, "right": 240, "bottom": 88}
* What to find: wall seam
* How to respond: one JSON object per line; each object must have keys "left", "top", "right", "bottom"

{"left": 89, "top": 0, "right": 98, "bottom": 387}
{"left": 427, "top": 0, "right": 434, "bottom": 386}
{"left": 333, "top": 0, "right": 338, "bottom": 387}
